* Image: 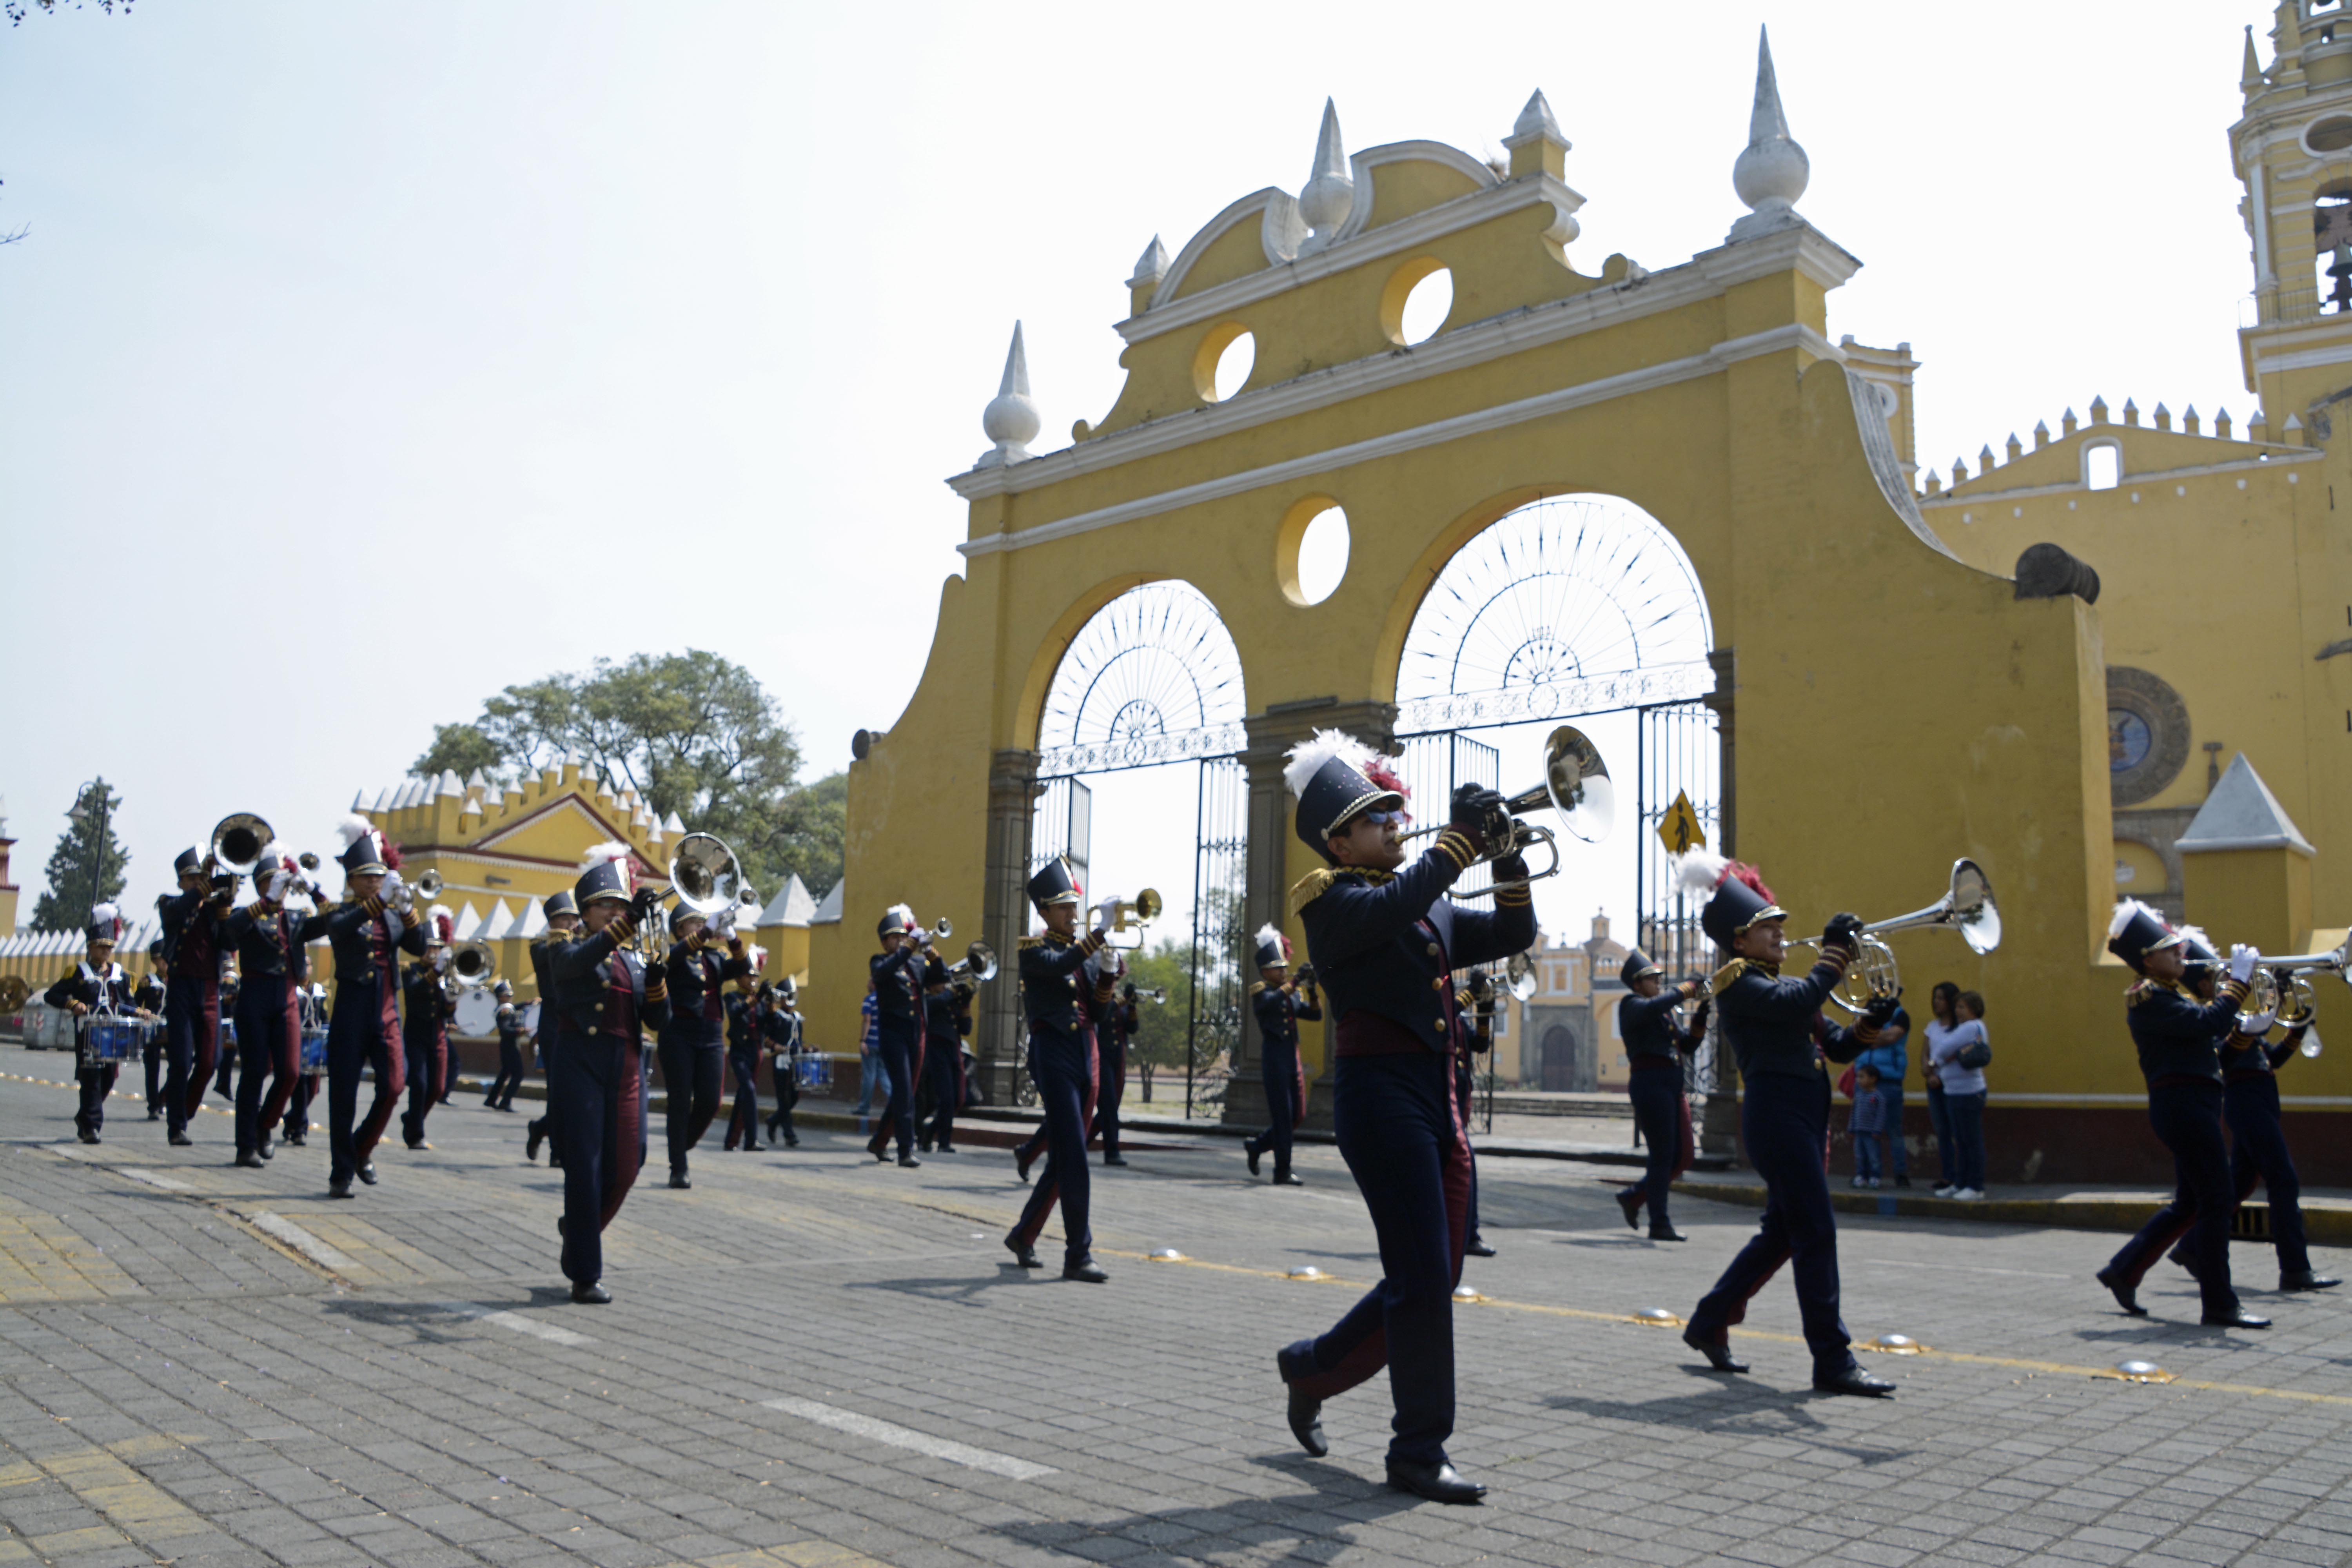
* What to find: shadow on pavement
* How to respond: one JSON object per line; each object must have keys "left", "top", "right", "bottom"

{"left": 994, "top": 1478, "right": 1420, "bottom": 1562}
{"left": 1546, "top": 1387, "right": 1917, "bottom": 1463}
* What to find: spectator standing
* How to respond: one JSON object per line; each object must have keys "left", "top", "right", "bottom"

{"left": 1848, "top": 1001, "right": 1911, "bottom": 1187}
{"left": 1927, "top": 990, "right": 1990, "bottom": 1198}
{"left": 1847, "top": 1064, "right": 1888, "bottom": 1188}
{"left": 1920, "top": 982, "right": 1961, "bottom": 1193}
{"left": 853, "top": 984, "right": 890, "bottom": 1117}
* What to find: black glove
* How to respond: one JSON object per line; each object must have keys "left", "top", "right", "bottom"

{"left": 1448, "top": 784, "right": 1506, "bottom": 854}
{"left": 1822, "top": 912, "right": 1865, "bottom": 955}
{"left": 1688, "top": 1000, "right": 1711, "bottom": 1037}
{"left": 630, "top": 887, "right": 662, "bottom": 926}
{"left": 1860, "top": 991, "right": 1903, "bottom": 1031}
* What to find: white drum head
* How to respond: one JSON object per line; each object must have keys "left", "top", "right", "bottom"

{"left": 453, "top": 987, "right": 499, "bottom": 1036}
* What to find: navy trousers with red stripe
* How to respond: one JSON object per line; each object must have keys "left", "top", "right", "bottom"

{"left": 1686, "top": 1070, "right": 1856, "bottom": 1381}
{"left": 552, "top": 1029, "right": 646, "bottom": 1286}
{"left": 1620, "top": 1065, "right": 1693, "bottom": 1230}
{"left": 1245, "top": 1045, "right": 1305, "bottom": 1177}
{"left": 232, "top": 975, "right": 301, "bottom": 1158}
{"left": 2102, "top": 1079, "right": 2239, "bottom": 1318}
{"left": 163, "top": 976, "right": 220, "bottom": 1137}
{"left": 1010, "top": 1031, "right": 1096, "bottom": 1267}
{"left": 1279, "top": 1050, "right": 1470, "bottom": 1468}
{"left": 866, "top": 1022, "right": 922, "bottom": 1160}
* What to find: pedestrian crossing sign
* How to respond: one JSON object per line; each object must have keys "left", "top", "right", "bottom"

{"left": 1657, "top": 791, "right": 1706, "bottom": 856}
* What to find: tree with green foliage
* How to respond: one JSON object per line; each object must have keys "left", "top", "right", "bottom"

{"left": 5, "top": 0, "right": 130, "bottom": 26}
{"left": 412, "top": 651, "right": 846, "bottom": 896}
{"left": 30, "top": 779, "right": 129, "bottom": 932}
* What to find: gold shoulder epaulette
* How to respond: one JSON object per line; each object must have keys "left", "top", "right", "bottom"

{"left": 1288, "top": 867, "right": 1338, "bottom": 917}
{"left": 1247, "top": 980, "right": 1266, "bottom": 995}
{"left": 1709, "top": 958, "right": 1753, "bottom": 997}
{"left": 1016, "top": 936, "right": 1043, "bottom": 951}
{"left": 2125, "top": 978, "right": 2156, "bottom": 1007}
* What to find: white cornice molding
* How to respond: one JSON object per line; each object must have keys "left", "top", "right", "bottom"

{"left": 950, "top": 223, "right": 1860, "bottom": 508}
{"left": 958, "top": 321, "right": 1843, "bottom": 559}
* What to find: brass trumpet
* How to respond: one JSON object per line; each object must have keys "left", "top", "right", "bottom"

{"left": 1397, "top": 726, "right": 1613, "bottom": 901}
{"left": 946, "top": 940, "right": 999, "bottom": 985}
{"left": 1788, "top": 859, "right": 2002, "bottom": 1016}
{"left": 1104, "top": 889, "right": 1161, "bottom": 950}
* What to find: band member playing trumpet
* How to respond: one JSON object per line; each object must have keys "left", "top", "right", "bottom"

{"left": 399, "top": 908, "right": 458, "bottom": 1151}
{"left": 158, "top": 845, "right": 233, "bottom": 1146}
{"left": 1005, "top": 858, "right": 1115, "bottom": 1281}
{"left": 762, "top": 980, "right": 804, "bottom": 1148}
{"left": 1245, "top": 927, "right": 1319, "bottom": 1187}
{"left": 525, "top": 890, "right": 581, "bottom": 1167}
{"left": 1092, "top": 971, "right": 1136, "bottom": 1167}
{"left": 866, "top": 906, "right": 929, "bottom": 1168}
{"left": 1274, "top": 731, "right": 1534, "bottom": 1505}
{"left": 723, "top": 952, "right": 768, "bottom": 1151}
{"left": 1675, "top": 851, "right": 1894, "bottom": 1397}
{"left": 323, "top": 817, "right": 429, "bottom": 1198}
{"left": 1459, "top": 972, "right": 1495, "bottom": 1258}
{"left": 134, "top": 942, "right": 167, "bottom": 1120}
{"left": 659, "top": 901, "right": 752, "bottom": 1189}
{"left": 486, "top": 980, "right": 524, "bottom": 1111}
{"left": 48, "top": 906, "right": 144, "bottom": 1143}
{"left": 221, "top": 849, "right": 331, "bottom": 1167}
{"left": 2096, "top": 905, "right": 2270, "bottom": 1326}
{"left": 1614, "top": 948, "right": 1709, "bottom": 1241}
{"left": 546, "top": 844, "right": 668, "bottom": 1303}
{"left": 918, "top": 952, "right": 967, "bottom": 1155}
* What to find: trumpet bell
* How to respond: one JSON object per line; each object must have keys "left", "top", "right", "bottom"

{"left": 963, "top": 940, "right": 999, "bottom": 983}
{"left": 210, "top": 812, "right": 274, "bottom": 876}
{"left": 413, "top": 869, "right": 445, "bottom": 901}
{"left": 1948, "top": 859, "right": 2000, "bottom": 955}
{"left": 669, "top": 833, "right": 751, "bottom": 918}
{"left": 1503, "top": 726, "right": 1613, "bottom": 845}
{"left": 451, "top": 940, "right": 497, "bottom": 985}
{"left": 1504, "top": 951, "right": 1539, "bottom": 1002}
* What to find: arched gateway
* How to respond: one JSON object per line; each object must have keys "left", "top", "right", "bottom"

{"left": 813, "top": 74, "right": 2113, "bottom": 1166}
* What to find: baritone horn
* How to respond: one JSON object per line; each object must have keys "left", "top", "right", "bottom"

{"left": 947, "top": 940, "right": 998, "bottom": 985}
{"left": 210, "top": 812, "right": 273, "bottom": 877}
{"left": 1400, "top": 726, "right": 1613, "bottom": 900}
{"left": 2250, "top": 942, "right": 2348, "bottom": 1056}
{"left": 1790, "top": 858, "right": 2002, "bottom": 1016}
{"left": 450, "top": 939, "right": 497, "bottom": 986}
{"left": 668, "top": 833, "right": 755, "bottom": 918}
{"left": 1105, "top": 889, "right": 1161, "bottom": 949}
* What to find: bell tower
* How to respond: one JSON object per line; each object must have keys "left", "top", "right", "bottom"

{"left": 2235, "top": 2, "right": 2352, "bottom": 423}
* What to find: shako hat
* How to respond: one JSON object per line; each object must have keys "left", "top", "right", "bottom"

{"left": 2176, "top": 923, "right": 2221, "bottom": 976}
{"left": 493, "top": 978, "right": 514, "bottom": 997}
{"left": 1253, "top": 922, "right": 1291, "bottom": 970}
{"left": 85, "top": 903, "right": 123, "bottom": 945}
{"left": 334, "top": 815, "right": 392, "bottom": 877}
{"left": 1620, "top": 947, "right": 1663, "bottom": 985}
{"left": 1025, "top": 856, "right": 1082, "bottom": 909}
{"left": 1283, "top": 729, "right": 1409, "bottom": 861}
{"left": 574, "top": 842, "right": 636, "bottom": 908}
{"left": 2106, "top": 898, "right": 2183, "bottom": 973}
{"left": 1678, "top": 849, "right": 1788, "bottom": 950}
{"left": 878, "top": 903, "right": 916, "bottom": 939}
{"left": 426, "top": 905, "right": 454, "bottom": 946}
{"left": 173, "top": 846, "right": 203, "bottom": 876}
{"left": 543, "top": 889, "right": 579, "bottom": 921}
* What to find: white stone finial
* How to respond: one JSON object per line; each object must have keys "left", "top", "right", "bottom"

{"left": 1296, "top": 98, "right": 1354, "bottom": 255}
{"left": 1126, "top": 235, "right": 1169, "bottom": 292}
{"left": 978, "top": 321, "right": 1041, "bottom": 468}
{"left": 1728, "top": 25, "right": 1811, "bottom": 243}
{"left": 1512, "top": 89, "right": 1566, "bottom": 147}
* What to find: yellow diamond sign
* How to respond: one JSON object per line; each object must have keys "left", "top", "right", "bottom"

{"left": 1657, "top": 791, "right": 1706, "bottom": 856}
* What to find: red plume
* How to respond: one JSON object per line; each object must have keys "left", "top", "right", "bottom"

{"left": 1723, "top": 860, "right": 1775, "bottom": 906}
{"left": 382, "top": 837, "right": 404, "bottom": 871}
{"left": 1360, "top": 754, "right": 1413, "bottom": 824}
{"left": 435, "top": 913, "right": 454, "bottom": 944}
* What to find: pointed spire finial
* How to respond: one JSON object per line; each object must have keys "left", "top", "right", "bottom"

{"left": 1127, "top": 235, "right": 1169, "bottom": 292}
{"left": 1503, "top": 88, "right": 1573, "bottom": 180}
{"left": 1728, "top": 25, "right": 1811, "bottom": 242}
{"left": 1297, "top": 98, "right": 1355, "bottom": 255}
{"left": 2243, "top": 25, "right": 2265, "bottom": 93}
{"left": 979, "top": 321, "right": 1041, "bottom": 468}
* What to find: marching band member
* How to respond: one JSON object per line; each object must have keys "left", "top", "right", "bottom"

{"left": 48, "top": 905, "right": 142, "bottom": 1143}
{"left": 212, "top": 962, "right": 241, "bottom": 1101}
{"left": 2095, "top": 905, "right": 2270, "bottom": 1326}
{"left": 135, "top": 941, "right": 167, "bottom": 1120}
{"left": 322, "top": 816, "right": 428, "bottom": 1198}
{"left": 1674, "top": 852, "right": 1892, "bottom": 1396}
{"left": 1004, "top": 858, "right": 1114, "bottom": 1281}
{"left": 285, "top": 982, "right": 326, "bottom": 1145}
{"left": 1272, "top": 732, "right": 1532, "bottom": 1504}
{"left": 1244, "top": 927, "right": 1319, "bottom": 1187}
{"left": 722, "top": 950, "right": 768, "bottom": 1152}
{"left": 762, "top": 979, "right": 803, "bottom": 1149}
{"left": 658, "top": 902, "right": 752, "bottom": 1187}
{"left": 486, "top": 980, "right": 524, "bottom": 1111}
{"left": 1091, "top": 971, "right": 1136, "bottom": 1167}
{"left": 918, "top": 951, "right": 966, "bottom": 1155}
{"left": 544, "top": 843, "right": 668, "bottom": 1304}
{"left": 1613, "top": 948, "right": 1708, "bottom": 1242}
{"left": 525, "top": 890, "right": 581, "bottom": 1166}
{"left": 220, "top": 849, "right": 330, "bottom": 1167}
{"left": 398, "top": 908, "right": 457, "bottom": 1151}
{"left": 866, "top": 906, "right": 929, "bottom": 1168}
{"left": 158, "top": 845, "right": 233, "bottom": 1146}
{"left": 1458, "top": 974, "right": 1494, "bottom": 1258}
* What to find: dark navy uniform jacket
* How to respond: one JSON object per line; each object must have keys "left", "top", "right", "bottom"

{"left": 871, "top": 945, "right": 926, "bottom": 1044}
{"left": 220, "top": 903, "right": 329, "bottom": 983}
{"left": 158, "top": 887, "right": 228, "bottom": 984}
{"left": 528, "top": 938, "right": 555, "bottom": 1047}
{"left": 132, "top": 973, "right": 167, "bottom": 1014}
{"left": 2223, "top": 1024, "right": 2302, "bottom": 1080}
{"left": 1250, "top": 984, "right": 1321, "bottom": 1062}
{"left": 1710, "top": 954, "right": 1866, "bottom": 1083}
{"left": 496, "top": 1002, "right": 524, "bottom": 1050}
{"left": 401, "top": 964, "right": 453, "bottom": 1053}
{"left": 1622, "top": 989, "right": 1701, "bottom": 1069}
{"left": 922, "top": 965, "right": 966, "bottom": 1047}
{"left": 723, "top": 991, "right": 753, "bottom": 1052}
{"left": 1295, "top": 837, "right": 1535, "bottom": 1059}
{"left": 322, "top": 897, "right": 429, "bottom": 985}
{"left": 2126, "top": 978, "right": 2247, "bottom": 1085}
{"left": 544, "top": 927, "right": 670, "bottom": 1042}
{"left": 1018, "top": 930, "right": 1110, "bottom": 1049}
{"left": 47, "top": 961, "right": 136, "bottom": 1013}
{"left": 664, "top": 938, "right": 752, "bottom": 1034}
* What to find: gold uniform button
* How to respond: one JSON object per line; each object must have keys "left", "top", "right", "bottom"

{"left": 1431, "top": 977, "right": 1445, "bottom": 991}
{"left": 1426, "top": 942, "right": 1441, "bottom": 956}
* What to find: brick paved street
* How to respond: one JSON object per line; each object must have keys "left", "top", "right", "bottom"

{"left": 1, "top": 1044, "right": 2347, "bottom": 1568}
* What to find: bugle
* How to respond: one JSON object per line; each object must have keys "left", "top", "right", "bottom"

{"left": 946, "top": 940, "right": 999, "bottom": 985}
{"left": 1104, "top": 889, "right": 1161, "bottom": 949}
{"left": 1788, "top": 858, "right": 2002, "bottom": 1016}
{"left": 1398, "top": 725, "right": 1613, "bottom": 900}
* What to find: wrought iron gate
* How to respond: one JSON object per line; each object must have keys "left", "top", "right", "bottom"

{"left": 1632, "top": 700, "right": 1723, "bottom": 1105}
{"left": 1186, "top": 757, "right": 1247, "bottom": 1118}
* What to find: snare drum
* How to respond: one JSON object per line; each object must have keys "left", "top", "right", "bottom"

{"left": 793, "top": 1055, "right": 828, "bottom": 1091}
{"left": 299, "top": 1028, "right": 328, "bottom": 1071}
{"left": 80, "top": 1017, "right": 145, "bottom": 1067}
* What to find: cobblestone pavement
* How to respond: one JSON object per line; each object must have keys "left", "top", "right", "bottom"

{"left": 1, "top": 1045, "right": 2347, "bottom": 1568}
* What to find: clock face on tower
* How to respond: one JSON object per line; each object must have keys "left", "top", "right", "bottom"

{"left": 2105, "top": 667, "right": 2189, "bottom": 807}
{"left": 2108, "top": 710, "right": 2153, "bottom": 773}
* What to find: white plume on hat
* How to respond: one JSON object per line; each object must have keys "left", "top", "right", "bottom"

{"left": 1675, "top": 847, "right": 1731, "bottom": 895}
{"left": 2175, "top": 922, "right": 2214, "bottom": 954}
{"left": 2108, "top": 898, "right": 2165, "bottom": 939}
{"left": 1255, "top": 922, "right": 1285, "bottom": 951}
{"left": 1282, "top": 728, "right": 1369, "bottom": 800}
{"left": 579, "top": 841, "right": 632, "bottom": 872}
{"left": 89, "top": 902, "right": 121, "bottom": 938}
{"left": 885, "top": 902, "right": 915, "bottom": 930}
{"left": 335, "top": 814, "right": 376, "bottom": 851}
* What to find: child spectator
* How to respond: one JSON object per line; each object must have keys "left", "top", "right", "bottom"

{"left": 1848, "top": 1063, "right": 1888, "bottom": 1188}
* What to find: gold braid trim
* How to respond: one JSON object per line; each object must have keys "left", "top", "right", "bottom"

{"left": 1247, "top": 980, "right": 1266, "bottom": 995}
{"left": 1288, "top": 867, "right": 1338, "bottom": 916}
{"left": 1494, "top": 884, "right": 1533, "bottom": 908}
{"left": 1016, "top": 936, "right": 1043, "bottom": 951}
{"left": 2219, "top": 976, "right": 2250, "bottom": 1004}
{"left": 1708, "top": 958, "right": 1755, "bottom": 996}
{"left": 1432, "top": 829, "right": 1477, "bottom": 871}
{"left": 1076, "top": 931, "right": 1105, "bottom": 955}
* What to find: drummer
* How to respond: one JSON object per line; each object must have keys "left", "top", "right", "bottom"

{"left": 46, "top": 904, "right": 151, "bottom": 1144}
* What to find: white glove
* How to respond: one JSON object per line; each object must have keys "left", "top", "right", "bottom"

{"left": 266, "top": 869, "right": 294, "bottom": 902}
{"left": 1093, "top": 898, "right": 1119, "bottom": 935}
{"left": 2238, "top": 1008, "right": 2276, "bottom": 1037}
{"left": 713, "top": 906, "right": 738, "bottom": 942}
{"left": 433, "top": 949, "right": 452, "bottom": 973}
{"left": 2229, "top": 943, "right": 2258, "bottom": 984}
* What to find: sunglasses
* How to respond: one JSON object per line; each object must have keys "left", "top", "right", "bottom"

{"left": 1356, "top": 809, "right": 1408, "bottom": 826}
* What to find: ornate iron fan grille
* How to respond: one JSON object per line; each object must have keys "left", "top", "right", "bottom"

{"left": 1037, "top": 582, "right": 1246, "bottom": 775}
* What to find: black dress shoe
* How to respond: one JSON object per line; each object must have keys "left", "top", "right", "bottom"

{"left": 1246, "top": 1145, "right": 1262, "bottom": 1177}
{"left": 169, "top": 1131, "right": 192, "bottom": 1147}
{"left": 77, "top": 1128, "right": 99, "bottom": 1145}
{"left": 526, "top": 1125, "right": 544, "bottom": 1163}
{"left": 2202, "top": 1308, "right": 2271, "bottom": 1328}
{"left": 1286, "top": 1385, "right": 1327, "bottom": 1457}
{"left": 868, "top": 1143, "right": 888, "bottom": 1163}
{"left": 1103, "top": 1155, "right": 1128, "bottom": 1167}
{"left": 405, "top": 1140, "right": 430, "bottom": 1152}
{"left": 1814, "top": 1366, "right": 1896, "bottom": 1397}
{"left": 897, "top": 1155, "right": 921, "bottom": 1168}
{"left": 147, "top": 1109, "right": 161, "bottom": 1121}
{"left": 1275, "top": 1173, "right": 1305, "bottom": 1187}
{"left": 1682, "top": 1329, "right": 1748, "bottom": 1374}
{"left": 357, "top": 1162, "right": 377, "bottom": 1186}
{"left": 2281, "top": 1270, "right": 2343, "bottom": 1291}
{"left": 570, "top": 1281, "right": 611, "bottom": 1305}
{"left": 668, "top": 1173, "right": 691, "bottom": 1190}
{"left": 934, "top": 1145, "right": 955, "bottom": 1154}
{"left": 1465, "top": 1238, "right": 1497, "bottom": 1258}
{"left": 284, "top": 1132, "right": 306, "bottom": 1147}
{"left": 328, "top": 1179, "right": 353, "bottom": 1199}
{"left": 1062, "top": 1259, "right": 1110, "bottom": 1283}
{"left": 1616, "top": 1189, "right": 1643, "bottom": 1231}
{"left": 1014, "top": 1148, "right": 1033, "bottom": 1183}
{"left": 236, "top": 1152, "right": 265, "bottom": 1169}
{"left": 1648, "top": 1226, "right": 1689, "bottom": 1243}
{"left": 258, "top": 1133, "right": 274, "bottom": 1160}
{"left": 1385, "top": 1459, "right": 1485, "bottom": 1504}
{"left": 1005, "top": 1237, "right": 1043, "bottom": 1269}
{"left": 2095, "top": 1267, "right": 2146, "bottom": 1316}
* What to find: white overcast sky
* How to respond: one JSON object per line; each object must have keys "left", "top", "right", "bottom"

{"left": 1, "top": 1, "right": 2256, "bottom": 936}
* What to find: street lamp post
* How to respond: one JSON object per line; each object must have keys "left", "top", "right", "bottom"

{"left": 69, "top": 781, "right": 111, "bottom": 922}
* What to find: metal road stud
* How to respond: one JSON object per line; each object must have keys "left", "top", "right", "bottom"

{"left": 1286, "top": 1265, "right": 1326, "bottom": 1281}
{"left": 1452, "top": 1285, "right": 1482, "bottom": 1303}
{"left": 1630, "top": 1307, "right": 1682, "bottom": 1327}
{"left": 2105, "top": 1360, "right": 2176, "bottom": 1384}
{"left": 1149, "top": 1249, "right": 1185, "bottom": 1261}
{"left": 1860, "top": 1334, "right": 1928, "bottom": 1355}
